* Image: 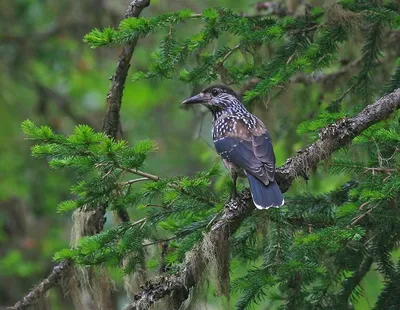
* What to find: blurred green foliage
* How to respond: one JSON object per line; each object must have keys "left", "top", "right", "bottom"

{"left": 1, "top": 0, "right": 400, "bottom": 309}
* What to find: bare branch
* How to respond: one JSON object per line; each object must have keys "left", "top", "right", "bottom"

{"left": 127, "top": 88, "right": 400, "bottom": 309}
{"left": 363, "top": 167, "right": 398, "bottom": 174}
{"left": 102, "top": 0, "right": 151, "bottom": 138}
{"left": 125, "top": 168, "right": 161, "bottom": 181}
{"left": 120, "top": 177, "right": 150, "bottom": 186}
{"left": 8, "top": 261, "right": 72, "bottom": 310}
{"left": 275, "top": 88, "right": 400, "bottom": 192}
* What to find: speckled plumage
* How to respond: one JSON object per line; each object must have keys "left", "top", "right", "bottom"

{"left": 182, "top": 85, "right": 284, "bottom": 209}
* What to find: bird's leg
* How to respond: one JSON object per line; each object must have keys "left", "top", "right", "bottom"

{"left": 231, "top": 171, "right": 238, "bottom": 200}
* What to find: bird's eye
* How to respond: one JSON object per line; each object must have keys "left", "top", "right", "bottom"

{"left": 211, "top": 89, "right": 219, "bottom": 97}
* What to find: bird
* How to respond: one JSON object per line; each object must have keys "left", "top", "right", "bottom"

{"left": 182, "top": 85, "right": 284, "bottom": 209}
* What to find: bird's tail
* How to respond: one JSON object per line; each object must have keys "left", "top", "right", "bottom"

{"left": 247, "top": 174, "right": 284, "bottom": 209}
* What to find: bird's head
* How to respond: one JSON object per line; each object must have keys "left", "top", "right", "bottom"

{"left": 182, "top": 85, "right": 241, "bottom": 113}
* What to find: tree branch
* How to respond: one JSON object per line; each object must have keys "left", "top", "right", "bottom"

{"left": 120, "top": 177, "right": 151, "bottom": 186}
{"left": 8, "top": 1, "right": 151, "bottom": 309}
{"left": 127, "top": 88, "right": 400, "bottom": 309}
{"left": 275, "top": 88, "right": 400, "bottom": 192}
{"left": 102, "top": 0, "right": 150, "bottom": 138}
{"left": 8, "top": 260, "right": 72, "bottom": 310}
{"left": 103, "top": 0, "right": 150, "bottom": 225}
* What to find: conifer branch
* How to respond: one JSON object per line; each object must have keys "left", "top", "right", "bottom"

{"left": 128, "top": 88, "right": 400, "bottom": 309}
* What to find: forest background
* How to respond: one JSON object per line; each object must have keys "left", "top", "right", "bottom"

{"left": 1, "top": 0, "right": 400, "bottom": 309}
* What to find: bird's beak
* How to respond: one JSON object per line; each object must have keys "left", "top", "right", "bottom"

{"left": 182, "top": 93, "right": 206, "bottom": 105}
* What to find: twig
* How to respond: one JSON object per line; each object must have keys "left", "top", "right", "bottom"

{"left": 120, "top": 177, "right": 150, "bottom": 186}
{"left": 144, "top": 204, "right": 164, "bottom": 208}
{"left": 219, "top": 44, "right": 241, "bottom": 66}
{"left": 336, "top": 84, "right": 356, "bottom": 104}
{"left": 206, "top": 210, "right": 224, "bottom": 229}
{"left": 125, "top": 168, "right": 160, "bottom": 181}
{"left": 363, "top": 167, "right": 397, "bottom": 174}
{"left": 132, "top": 218, "right": 147, "bottom": 227}
{"left": 351, "top": 205, "right": 378, "bottom": 226}
{"left": 359, "top": 201, "right": 370, "bottom": 211}
{"left": 290, "top": 24, "right": 319, "bottom": 35}
{"left": 143, "top": 236, "right": 177, "bottom": 247}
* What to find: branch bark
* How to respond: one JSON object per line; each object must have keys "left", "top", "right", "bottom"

{"left": 127, "top": 88, "right": 400, "bottom": 309}
{"left": 8, "top": 1, "right": 150, "bottom": 309}
{"left": 103, "top": 0, "right": 150, "bottom": 224}
{"left": 275, "top": 88, "right": 400, "bottom": 192}
{"left": 102, "top": 0, "right": 150, "bottom": 138}
{"left": 8, "top": 260, "right": 72, "bottom": 310}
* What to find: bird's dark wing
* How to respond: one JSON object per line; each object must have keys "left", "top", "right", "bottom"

{"left": 252, "top": 133, "right": 276, "bottom": 179}
{"left": 214, "top": 133, "right": 276, "bottom": 185}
